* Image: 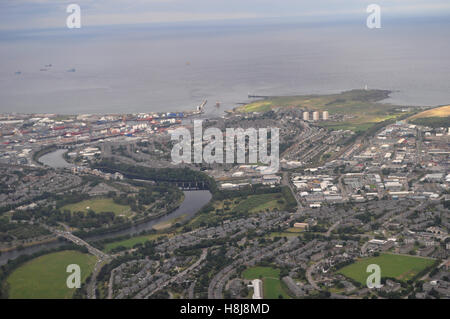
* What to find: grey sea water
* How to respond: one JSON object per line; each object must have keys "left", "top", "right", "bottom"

{"left": 0, "top": 17, "right": 449, "bottom": 115}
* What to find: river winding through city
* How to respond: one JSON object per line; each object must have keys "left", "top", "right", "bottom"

{"left": 0, "top": 150, "right": 212, "bottom": 265}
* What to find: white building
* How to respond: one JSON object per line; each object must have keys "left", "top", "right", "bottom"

{"left": 303, "top": 112, "right": 309, "bottom": 121}
{"left": 250, "top": 279, "right": 263, "bottom": 299}
{"left": 262, "top": 174, "right": 281, "bottom": 185}
{"left": 312, "top": 111, "right": 319, "bottom": 121}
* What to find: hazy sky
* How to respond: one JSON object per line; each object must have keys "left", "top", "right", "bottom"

{"left": 2, "top": 0, "right": 450, "bottom": 31}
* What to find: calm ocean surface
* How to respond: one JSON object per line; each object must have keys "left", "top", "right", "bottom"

{"left": 0, "top": 18, "right": 449, "bottom": 115}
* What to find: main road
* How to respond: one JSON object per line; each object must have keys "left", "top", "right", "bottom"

{"left": 282, "top": 171, "right": 303, "bottom": 213}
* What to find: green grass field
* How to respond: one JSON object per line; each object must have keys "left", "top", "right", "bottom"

{"left": 234, "top": 193, "right": 286, "bottom": 213}
{"left": 187, "top": 191, "right": 289, "bottom": 229}
{"left": 104, "top": 233, "right": 169, "bottom": 252}
{"left": 235, "top": 89, "right": 413, "bottom": 132}
{"left": 242, "top": 266, "right": 291, "bottom": 299}
{"left": 213, "top": 193, "right": 283, "bottom": 212}
{"left": 286, "top": 227, "right": 304, "bottom": 233}
{"left": 267, "top": 232, "right": 300, "bottom": 239}
{"left": 7, "top": 250, "right": 97, "bottom": 299}
{"left": 266, "top": 227, "right": 304, "bottom": 239}
{"left": 338, "top": 253, "right": 435, "bottom": 285}
{"left": 61, "top": 197, "right": 132, "bottom": 217}
{"left": 242, "top": 266, "right": 280, "bottom": 279}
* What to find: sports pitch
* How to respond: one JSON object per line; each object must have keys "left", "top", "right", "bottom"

{"left": 242, "top": 266, "right": 291, "bottom": 299}
{"left": 338, "top": 253, "right": 435, "bottom": 285}
{"left": 6, "top": 250, "right": 97, "bottom": 299}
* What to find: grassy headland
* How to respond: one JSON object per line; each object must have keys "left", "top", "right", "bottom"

{"left": 235, "top": 89, "right": 417, "bottom": 132}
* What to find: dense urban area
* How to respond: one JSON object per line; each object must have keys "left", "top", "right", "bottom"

{"left": 0, "top": 90, "right": 449, "bottom": 299}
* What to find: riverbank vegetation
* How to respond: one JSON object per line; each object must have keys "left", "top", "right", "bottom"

{"left": 32, "top": 145, "right": 58, "bottom": 164}
{"left": 184, "top": 185, "right": 296, "bottom": 230}
{"left": 102, "top": 233, "right": 171, "bottom": 253}
{"left": 92, "top": 185, "right": 295, "bottom": 254}
{"left": 6, "top": 176, "right": 183, "bottom": 240}
{"left": 92, "top": 160, "right": 218, "bottom": 193}
{"left": 0, "top": 217, "right": 51, "bottom": 245}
